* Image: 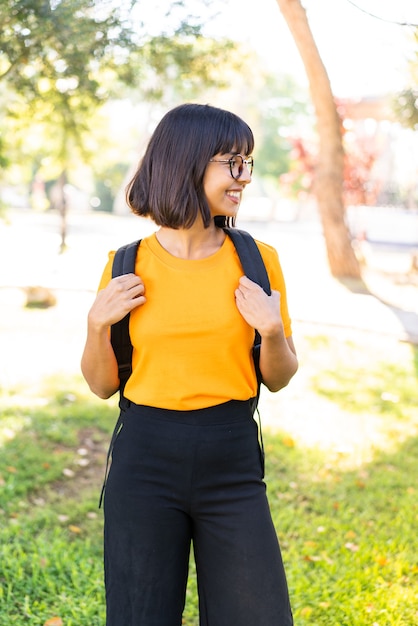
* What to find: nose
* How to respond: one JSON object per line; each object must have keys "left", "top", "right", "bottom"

{"left": 239, "top": 162, "right": 252, "bottom": 183}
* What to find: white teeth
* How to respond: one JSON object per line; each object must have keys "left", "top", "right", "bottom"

{"left": 227, "top": 191, "right": 240, "bottom": 198}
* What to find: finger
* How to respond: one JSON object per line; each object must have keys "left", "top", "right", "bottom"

{"left": 235, "top": 287, "right": 246, "bottom": 302}
{"left": 107, "top": 275, "right": 146, "bottom": 311}
{"left": 126, "top": 293, "right": 146, "bottom": 311}
{"left": 128, "top": 283, "right": 145, "bottom": 300}
{"left": 238, "top": 275, "right": 257, "bottom": 288}
{"left": 116, "top": 280, "right": 145, "bottom": 306}
{"left": 238, "top": 276, "right": 265, "bottom": 297}
{"left": 111, "top": 275, "right": 145, "bottom": 298}
{"left": 114, "top": 273, "right": 143, "bottom": 288}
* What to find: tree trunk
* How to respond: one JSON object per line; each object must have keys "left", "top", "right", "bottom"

{"left": 275, "top": 0, "right": 361, "bottom": 278}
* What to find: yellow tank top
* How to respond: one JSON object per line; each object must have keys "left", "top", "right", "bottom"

{"left": 98, "top": 232, "right": 292, "bottom": 410}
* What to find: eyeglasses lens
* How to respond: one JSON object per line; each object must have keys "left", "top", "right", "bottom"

{"left": 230, "top": 155, "right": 253, "bottom": 179}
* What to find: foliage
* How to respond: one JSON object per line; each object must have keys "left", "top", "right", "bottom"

{"left": 393, "top": 29, "right": 418, "bottom": 131}
{"left": 0, "top": 0, "right": 240, "bottom": 188}
{"left": 0, "top": 0, "right": 133, "bottom": 90}
{"left": 252, "top": 73, "right": 309, "bottom": 183}
{"left": 133, "top": 31, "right": 241, "bottom": 104}
{"left": 0, "top": 5, "right": 313, "bottom": 212}
{"left": 0, "top": 0, "right": 135, "bottom": 163}
{"left": 278, "top": 107, "right": 384, "bottom": 206}
{"left": 393, "top": 87, "right": 418, "bottom": 131}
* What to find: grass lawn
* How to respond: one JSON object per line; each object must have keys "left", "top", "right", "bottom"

{"left": 1, "top": 335, "right": 417, "bottom": 626}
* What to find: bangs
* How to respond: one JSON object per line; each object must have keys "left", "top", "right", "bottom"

{"left": 212, "top": 113, "right": 254, "bottom": 157}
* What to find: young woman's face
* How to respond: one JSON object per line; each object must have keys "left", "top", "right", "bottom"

{"left": 203, "top": 151, "right": 252, "bottom": 220}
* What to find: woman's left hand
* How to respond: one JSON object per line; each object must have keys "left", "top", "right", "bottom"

{"left": 235, "top": 275, "right": 298, "bottom": 392}
{"left": 235, "top": 275, "right": 283, "bottom": 338}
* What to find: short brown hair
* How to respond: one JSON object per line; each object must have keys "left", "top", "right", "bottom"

{"left": 126, "top": 103, "right": 254, "bottom": 229}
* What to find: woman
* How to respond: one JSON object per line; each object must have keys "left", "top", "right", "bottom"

{"left": 81, "top": 103, "right": 298, "bottom": 626}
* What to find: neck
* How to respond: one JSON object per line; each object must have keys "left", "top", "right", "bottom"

{"left": 156, "top": 220, "right": 225, "bottom": 260}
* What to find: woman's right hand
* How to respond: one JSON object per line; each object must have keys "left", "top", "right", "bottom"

{"left": 88, "top": 273, "right": 146, "bottom": 330}
{"left": 81, "top": 273, "right": 146, "bottom": 399}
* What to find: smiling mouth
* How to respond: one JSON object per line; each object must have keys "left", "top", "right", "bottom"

{"left": 226, "top": 191, "right": 241, "bottom": 200}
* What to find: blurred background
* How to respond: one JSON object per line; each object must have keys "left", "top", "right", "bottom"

{"left": 0, "top": 1, "right": 418, "bottom": 624}
{"left": 1, "top": 0, "right": 417, "bottom": 389}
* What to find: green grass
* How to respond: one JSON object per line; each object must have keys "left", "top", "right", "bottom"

{"left": 267, "top": 436, "right": 418, "bottom": 625}
{"left": 1, "top": 339, "right": 417, "bottom": 625}
{"left": 0, "top": 379, "right": 116, "bottom": 625}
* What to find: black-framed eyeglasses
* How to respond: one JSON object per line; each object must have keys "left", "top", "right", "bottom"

{"left": 209, "top": 154, "right": 254, "bottom": 180}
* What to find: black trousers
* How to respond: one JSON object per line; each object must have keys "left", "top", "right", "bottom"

{"left": 104, "top": 399, "right": 293, "bottom": 626}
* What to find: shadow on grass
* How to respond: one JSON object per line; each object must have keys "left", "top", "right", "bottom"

{"left": 310, "top": 341, "right": 418, "bottom": 420}
{"left": 0, "top": 383, "right": 117, "bottom": 509}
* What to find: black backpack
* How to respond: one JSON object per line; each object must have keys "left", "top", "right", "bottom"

{"left": 110, "top": 227, "right": 271, "bottom": 412}
{"left": 99, "top": 228, "right": 271, "bottom": 507}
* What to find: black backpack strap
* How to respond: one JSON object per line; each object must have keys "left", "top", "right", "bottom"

{"left": 112, "top": 240, "right": 142, "bottom": 277}
{"left": 224, "top": 227, "right": 271, "bottom": 475}
{"left": 110, "top": 240, "right": 141, "bottom": 403}
{"left": 99, "top": 240, "right": 141, "bottom": 508}
{"left": 224, "top": 227, "right": 271, "bottom": 375}
{"left": 224, "top": 228, "right": 271, "bottom": 296}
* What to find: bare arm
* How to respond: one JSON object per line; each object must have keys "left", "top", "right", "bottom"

{"left": 81, "top": 274, "right": 146, "bottom": 399}
{"left": 235, "top": 276, "right": 298, "bottom": 392}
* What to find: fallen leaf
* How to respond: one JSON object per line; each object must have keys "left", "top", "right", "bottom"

{"left": 345, "top": 542, "right": 359, "bottom": 552}
{"left": 303, "top": 554, "right": 321, "bottom": 562}
{"left": 68, "top": 525, "right": 82, "bottom": 534}
{"left": 345, "top": 530, "right": 357, "bottom": 539}
{"left": 300, "top": 606, "right": 313, "bottom": 617}
{"left": 6, "top": 466, "right": 17, "bottom": 473}
{"left": 282, "top": 435, "right": 295, "bottom": 447}
{"left": 44, "top": 617, "right": 63, "bottom": 626}
{"left": 375, "top": 555, "right": 389, "bottom": 567}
